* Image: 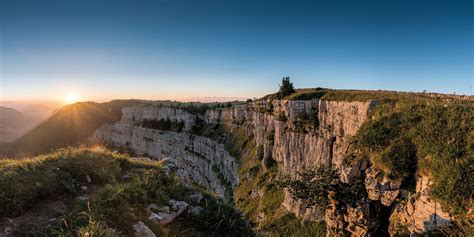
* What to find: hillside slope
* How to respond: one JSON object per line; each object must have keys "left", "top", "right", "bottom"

{"left": 0, "top": 100, "right": 142, "bottom": 155}
{"left": 0, "top": 107, "right": 25, "bottom": 143}
{"left": 0, "top": 147, "right": 251, "bottom": 236}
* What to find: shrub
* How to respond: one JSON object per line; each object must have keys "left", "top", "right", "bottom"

{"left": 275, "top": 111, "right": 288, "bottom": 122}
{"left": 141, "top": 118, "right": 185, "bottom": 132}
{"left": 260, "top": 212, "right": 326, "bottom": 237}
{"left": 278, "top": 166, "right": 338, "bottom": 209}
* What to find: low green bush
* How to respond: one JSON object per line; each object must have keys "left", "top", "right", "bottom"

{"left": 260, "top": 212, "right": 326, "bottom": 237}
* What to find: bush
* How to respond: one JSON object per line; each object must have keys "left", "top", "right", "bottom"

{"left": 278, "top": 166, "right": 338, "bottom": 209}
{"left": 275, "top": 111, "right": 288, "bottom": 122}
{"left": 141, "top": 118, "right": 185, "bottom": 132}
{"left": 260, "top": 212, "right": 326, "bottom": 237}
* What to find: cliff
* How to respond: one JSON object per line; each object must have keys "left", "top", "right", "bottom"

{"left": 94, "top": 106, "right": 238, "bottom": 200}
{"left": 93, "top": 97, "right": 467, "bottom": 236}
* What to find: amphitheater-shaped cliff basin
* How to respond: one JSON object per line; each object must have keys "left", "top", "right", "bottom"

{"left": 93, "top": 97, "right": 467, "bottom": 236}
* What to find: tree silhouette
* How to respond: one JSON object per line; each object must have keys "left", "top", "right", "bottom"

{"left": 278, "top": 77, "right": 295, "bottom": 98}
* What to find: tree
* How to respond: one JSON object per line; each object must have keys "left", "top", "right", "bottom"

{"left": 278, "top": 77, "right": 295, "bottom": 98}
{"left": 278, "top": 166, "right": 338, "bottom": 209}
{"left": 278, "top": 166, "right": 365, "bottom": 209}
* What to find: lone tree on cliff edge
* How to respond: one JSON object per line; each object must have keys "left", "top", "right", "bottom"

{"left": 278, "top": 76, "right": 295, "bottom": 98}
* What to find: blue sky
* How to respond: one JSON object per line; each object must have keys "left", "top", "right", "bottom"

{"left": 0, "top": 0, "right": 472, "bottom": 102}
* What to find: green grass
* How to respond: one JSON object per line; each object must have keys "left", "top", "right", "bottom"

{"left": 284, "top": 88, "right": 329, "bottom": 100}
{"left": 260, "top": 212, "right": 326, "bottom": 237}
{"left": 353, "top": 99, "right": 473, "bottom": 219}
{"left": 261, "top": 87, "right": 473, "bottom": 103}
{"left": 0, "top": 147, "right": 252, "bottom": 236}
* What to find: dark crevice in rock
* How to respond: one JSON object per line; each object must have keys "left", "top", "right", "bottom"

{"left": 372, "top": 201, "right": 394, "bottom": 237}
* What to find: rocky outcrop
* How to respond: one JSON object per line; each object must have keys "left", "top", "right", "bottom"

{"left": 148, "top": 199, "right": 189, "bottom": 225}
{"left": 93, "top": 106, "right": 238, "bottom": 200}
{"left": 389, "top": 176, "right": 452, "bottom": 235}
{"left": 365, "top": 167, "right": 402, "bottom": 207}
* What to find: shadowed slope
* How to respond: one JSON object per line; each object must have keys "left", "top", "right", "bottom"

{"left": 1, "top": 100, "right": 142, "bottom": 155}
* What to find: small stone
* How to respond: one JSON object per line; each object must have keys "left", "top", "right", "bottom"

{"left": 149, "top": 212, "right": 178, "bottom": 225}
{"left": 149, "top": 212, "right": 172, "bottom": 221}
{"left": 81, "top": 186, "right": 88, "bottom": 191}
{"left": 147, "top": 204, "right": 170, "bottom": 213}
{"left": 169, "top": 199, "right": 189, "bottom": 213}
{"left": 189, "top": 191, "right": 204, "bottom": 203}
{"left": 133, "top": 221, "right": 156, "bottom": 237}
{"left": 381, "top": 190, "right": 399, "bottom": 206}
{"left": 86, "top": 175, "right": 92, "bottom": 183}
{"left": 188, "top": 205, "right": 204, "bottom": 215}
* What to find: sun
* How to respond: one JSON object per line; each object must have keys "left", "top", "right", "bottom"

{"left": 64, "top": 92, "right": 80, "bottom": 104}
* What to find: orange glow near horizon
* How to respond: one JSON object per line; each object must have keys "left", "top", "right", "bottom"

{"left": 63, "top": 92, "right": 81, "bottom": 104}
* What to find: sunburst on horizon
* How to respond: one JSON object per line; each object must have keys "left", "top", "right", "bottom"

{"left": 63, "top": 92, "right": 80, "bottom": 104}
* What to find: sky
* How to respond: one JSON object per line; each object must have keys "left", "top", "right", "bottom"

{"left": 0, "top": 0, "right": 472, "bottom": 103}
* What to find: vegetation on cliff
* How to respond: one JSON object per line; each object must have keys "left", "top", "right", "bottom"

{"left": 194, "top": 122, "right": 327, "bottom": 236}
{"left": 276, "top": 93, "right": 472, "bottom": 235}
{"left": 355, "top": 101, "right": 473, "bottom": 217}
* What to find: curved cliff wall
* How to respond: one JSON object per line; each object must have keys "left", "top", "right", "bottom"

{"left": 207, "top": 99, "right": 374, "bottom": 220}
{"left": 93, "top": 106, "right": 238, "bottom": 200}
{"left": 93, "top": 100, "right": 459, "bottom": 236}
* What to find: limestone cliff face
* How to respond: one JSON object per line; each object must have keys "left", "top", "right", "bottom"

{"left": 388, "top": 176, "right": 452, "bottom": 235}
{"left": 208, "top": 99, "right": 374, "bottom": 220}
{"left": 93, "top": 106, "right": 238, "bottom": 200}
{"left": 93, "top": 100, "right": 455, "bottom": 236}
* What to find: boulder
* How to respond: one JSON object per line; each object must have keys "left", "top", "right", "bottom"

{"left": 133, "top": 222, "right": 155, "bottom": 237}
{"left": 189, "top": 191, "right": 204, "bottom": 203}
{"left": 169, "top": 199, "right": 189, "bottom": 215}
{"left": 147, "top": 204, "right": 170, "bottom": 214}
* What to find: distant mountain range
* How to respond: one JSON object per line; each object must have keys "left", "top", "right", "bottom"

{"left": 0, "top": 100, "right": 143, "bottom": 155}
{"left": 0, "top": 103, "right": 57, "bottom": 143}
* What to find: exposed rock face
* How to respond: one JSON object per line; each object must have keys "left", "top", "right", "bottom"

{"left": 389, "top": 176, "right": 452, "bottom": 235}
{"left": 365, "top": 167, "right": 402, "bottom": 207}
{"left": 93, "top": 99, "right": 455, "bottom": 236}
{"left": 209, "top": 99, "right": 373, "bottom": 175}
{"left": 209, "top": 99, "right": 374, "bottom": 221}
{"left": 93, "top": 106, "right": 238, "bottom": 200}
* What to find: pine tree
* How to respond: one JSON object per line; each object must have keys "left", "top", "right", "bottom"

{"left": 278, "top": 76, "right": 295, "bottom": 98}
